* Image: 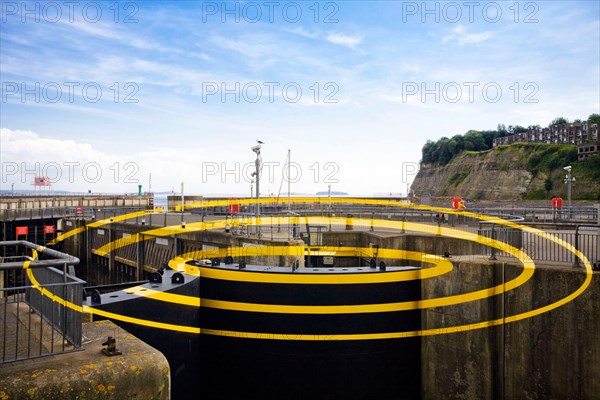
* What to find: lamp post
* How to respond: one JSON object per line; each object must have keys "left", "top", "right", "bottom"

{"left": 180, "top": 182, "right": 184, "bottom": 223}
{"left": 563, "top": 166, "right": 575, "bottom": 218}
{"left": 251, "top": 142, "right": 262, "bottom": 236}
{"left": 250, "top": 179, "right": 254, "bottom": 217}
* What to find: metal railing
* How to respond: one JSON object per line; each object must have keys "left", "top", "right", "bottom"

{"left": 0, "top": 206, "right": 150, "bottom": 222}
{"left": 0, "top": 206, "right": 93, "bottom": 221}
{"left": 478, "top": 224, "right": 599, "bottom": 268}
{"left": 467, "top": 206, "right": 598, "bottom": 224}
{"left": 1, "top": 241, "right": 83, "bottom": 363}
{"left": 26, "top": 267, "right": 84, "bottom": 347}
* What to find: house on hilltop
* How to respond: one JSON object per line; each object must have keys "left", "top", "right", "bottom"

{"left": 492, "top": 121, "right": 599, "bottom": 159}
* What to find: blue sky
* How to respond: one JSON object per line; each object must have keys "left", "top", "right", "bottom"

{"left": 1, "top": 1, "right": 599, "bottom": 196}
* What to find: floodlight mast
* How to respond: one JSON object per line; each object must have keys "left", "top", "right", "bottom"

{"left": 252, "top": 143, "right": 262, "bottom": 235}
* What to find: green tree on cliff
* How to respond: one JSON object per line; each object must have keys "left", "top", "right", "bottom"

{"left": 588, "top": 114, "right": 600, "bottom": 125}
{"left": 551, "top": 117, "right": 569, "bottom": 125}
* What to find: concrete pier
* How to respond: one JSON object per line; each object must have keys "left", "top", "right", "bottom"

{"left": 421, "top": 259, "right": 598, "bottom": 400}
{"left": 0, "top": 320, "right": 170, "bottom": 399}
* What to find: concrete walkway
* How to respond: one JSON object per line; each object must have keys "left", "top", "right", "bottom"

{"left": 0, "top": 319, "right": 170, "bottom": 399}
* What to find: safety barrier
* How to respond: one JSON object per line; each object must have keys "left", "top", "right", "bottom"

{"left": 0, "top": 241, "right": 83, "bottom": 363}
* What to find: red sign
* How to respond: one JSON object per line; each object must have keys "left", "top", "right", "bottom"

{"left": 228, "top": 199, "right": 239, "bottom": 213}
{"left": 16, "top": 226, "right": 29, "bottom": 236}
{"left": 551, "top": 197, "right": 563, "bottom": 208}
{"left": 75, "top": 207, "right": 84, "bottom": 215}
{"left": 44, "top": 225, "right": 56, "bottom": 234}
{"left": 451, "top": 197, "right": 463, "bottom": 209}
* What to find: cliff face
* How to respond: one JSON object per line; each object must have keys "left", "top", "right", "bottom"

{"left": 410, "top": 144, "right": 599, "bottom": 201}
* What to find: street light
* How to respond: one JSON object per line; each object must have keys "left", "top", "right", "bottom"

{"left": 563, "top": 166, "right": 575, "bottom": 218}
{"left": 252, "top": 142, "right": 262, "bottom": 236}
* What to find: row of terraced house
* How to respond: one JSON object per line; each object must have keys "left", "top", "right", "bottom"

{"left": 492, "top": 121, "right": 600, "bottom": 159}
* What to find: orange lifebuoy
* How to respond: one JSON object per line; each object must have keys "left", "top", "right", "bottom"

{"left": 551, "top": 197, "right": 563, "bottom": 208}
{"left": 451, "top": 197, "right": 462, "bottom": 209}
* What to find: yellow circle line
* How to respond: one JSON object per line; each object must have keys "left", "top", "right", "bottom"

{"left": 96, "top": 216, "right": 535, "bottom": 311}
{"left": 196, "top": 229, "right": 533, "bottom": 314}
{"left": 107, "top": 220, "right": 532, "bottom": 315}
{"left": 170, "top": 246, "right": 453, "bottom": 284}
{"left": 24, "top": 246, "right": 200, "bottom": 333}
{"left": 24, "top": 250, "right": 84, "bottom": 313}
{"left": 82, "top": 247, "right": 452, "bottom": 310}
{"left": 86, "top": 306, "right": 200, "bottom": 334}
{"left": 46, "top": 210, "right": 152, "bottom": 246}
{"left": 34, "top": 200, "right": 592, "bottom": 337}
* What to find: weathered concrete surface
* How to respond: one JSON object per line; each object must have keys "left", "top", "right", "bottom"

{"left": 422, "top": 258, "right": 599, "bottom": 400}
{"left": 0, "top": 320, "right": 170, "bottom": 399}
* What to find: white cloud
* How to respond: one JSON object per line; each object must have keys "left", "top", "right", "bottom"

{"left": 326, "top": 33, "right": 362, "bottom": 48}
{"left": 210, "top": 34, "right": 271, "bottom": 58}
{"left": 285, "top": 27, "right": 320, "bottom": 39}
{"left": 60, "top": 19, "right": 122, "bottom": 41}
{"left": 0, "top": 128, "right": 265, "bottom": 194}
{"left": 442, "top": 26, "right": 492, "bottom": 45}
{"left": 0, "top": 128, "right": 170, "bottom": 192}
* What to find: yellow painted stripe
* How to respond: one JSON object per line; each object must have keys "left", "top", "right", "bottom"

{"left": 51, "top": 217, "right": 533, "bottom": 315}
{"left": 135, "top": 230, "right": 530, "bottom": 314}
{"left": 93, "top": 211, "right": 536, "bottom": 257}
{"left": 198, "top": 232, "right": 533, "bottom": 314}
{"left": 96, "top": 248, "right": 451, "bottom": 309}
{"left": 123, "top": 286, "right": 201, "bottom": 307}
{"left": 47, "top": 210, "right": 152, "bottom": 246}
{"left": 86, "top": 306, "right": 200, "bottom": 334}
{"left": 25, "top": 254, "right": 84, "bottom": 313}
{"left": 170, "top": 247, "right": 452, "bottom": 284}
{"left": 34, "top": 199, "right": 593, "bottom": 337}
{"left": 25, "top": 248, "right": 198, "bottom": 332}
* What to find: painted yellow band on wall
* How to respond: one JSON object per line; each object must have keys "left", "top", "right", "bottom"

{"left": 24, "top": 199, "right": 592, "bottom": 338}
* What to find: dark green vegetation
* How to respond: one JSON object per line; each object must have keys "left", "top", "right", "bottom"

{"left": 524, "top": 144, "right": 577, "bottom": 176}
{"left": 572, "top": 153, "right": 600, "bottom": 200}
{"left": 448, "top": 171, "right": 470, "bottom": 186}
{"left": 412, "top": 142, "right": 600, "bottom": 201}
{"left": 519, "top": 144, "right": 600, "bottom": 200}
{"left": 498, "top": 143, "right": 598, "bottom": 200}
{"left": 421, "top": 129, "right": 504, "bottom": 165}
